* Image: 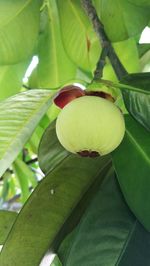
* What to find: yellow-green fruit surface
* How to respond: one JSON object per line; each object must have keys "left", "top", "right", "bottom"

{"left": 56, "top": 96, "right": 125, "bottom": 156}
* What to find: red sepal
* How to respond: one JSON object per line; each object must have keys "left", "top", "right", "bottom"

{"left": 54, "top": 85, "right": 85, "bottom": 109}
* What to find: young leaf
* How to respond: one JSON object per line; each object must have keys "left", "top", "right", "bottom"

{"left": 13, "top": 158, "right": 37, "bottom": 203}
{"left": 58, "top": 169, "right": 150, "bottom": 266}
{"left": 0, "top": 211, "right": 17, "bottom": 245}
{"left": 33, "top": 1, "right": 77, "bottom": 88}
{"left": 112, "top": 115, "right": 150, "bottom": 231}
{"left": 0, "top": 155, "right": 110, "bottom": 266}
{"left": 0, "top": 90, "right": 52, "bottom": 177}
{"left": 0, "top": 59, "right": 30, "bottom": 101}
{"left": 93, "top": 0, "right": 150, "bottom": 42}
{"left": 0, "top": 0, "right": 41, "bottom": 64}
{"left": 121, "top": 73, "right": 150, "bottom": 131}
{"left": 57, "top": 0, "right": 100, "bottom": 73}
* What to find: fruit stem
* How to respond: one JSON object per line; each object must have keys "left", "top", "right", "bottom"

{"left": 100, "top": 79, "right": 150, "bottom": 95}
{"left": 81, "top": 0, "right": 128, "bottom": 81}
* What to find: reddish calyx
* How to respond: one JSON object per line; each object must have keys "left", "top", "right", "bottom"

{"left": 54, "top": 85, "right": 114, "bottom": 109}
{"left": 86, "top": 91, "right": 115, "bottom": 102}
{"left": 77, "top": 150, "right": 99, "bottom": 157}
{"left": 53, "top": 85, "right": 85, "bottom": 109}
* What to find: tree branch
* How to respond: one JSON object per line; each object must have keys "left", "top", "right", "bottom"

{"left": 94, "top": 47, "right": 109, "bottom": 79}
{"left": 81, "top": 0, "right": 128, "bottom": 81}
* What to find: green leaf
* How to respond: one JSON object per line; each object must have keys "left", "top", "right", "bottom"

{"left": 112, "top": 115, "right": 150, "bottom": 231}
{"left": 0, "top": 172, "right": 11, "bottom": 203}
{"left": 0, "top": 59, "right": 30, "bottom": 100}
{"left": 57, "top": 0, "right": 100, "bottom": 73}
{"left": 51, "top": 256, "right": 62, "bottom": 266}
{"left": 58, "top": 169, "right": 150, "bottom": 265}
{"left": 121, "top": 73, "right": 150, "bottom": 131}
{"left": 127, "top": 0, "right": 150, "bottom": 6}
{"left": 0, "top": 89, "right": 52, "bottom": 177}
{"left": 93, "top": 0, "right": 150, "bottom": 42}
{"left": 13, "top": 159, "right": 30, "bottom": 203}
{"left": 33, "top": 1, "right": 77, "bottom": 88}
{"left": 0, "top": 155, "right": 110, "bottom": 266}
{"left": 0, "top": 211, "right": 17, "bottom": 245}
{"left": 0, "top": 0, "right": 41, "bottom": 64}
{"left": 38, "top": 120, "right": 69, "bottom": 174}
{"left": 103, "top": 38, "right": 140, "bottom": 82}
{"left": 138, "top": 44, "right": 150, "bottom": 58}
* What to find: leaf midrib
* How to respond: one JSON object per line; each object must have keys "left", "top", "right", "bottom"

{"left": 126, "top": 128, "right": 150, "bottom": 165}
{"left": 0, "top": 91, "right": 52, "bottom": 161}
{"left": 115, "top": 220, "right": 137, "bottom": 265}
{"left": 0, "top": 0, "right": 32, "bottom": 29}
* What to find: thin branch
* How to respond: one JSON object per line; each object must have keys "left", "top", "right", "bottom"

{"left": 22, "top": 84, "right": 32, "bottom": 90}
{"left": 100, "top": 79, "right": 150, "bottom": 95}
{"left": 94, "top": 47, "right": 109, "bottom": 79}
{"left": 26, "top": 157, "right": 38, "bottom": 165}
{"left": 81, "top": 0, "right": 128, "bottom": 80}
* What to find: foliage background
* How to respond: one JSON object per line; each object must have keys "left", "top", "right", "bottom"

{"left": 0, "top": 0, "right": 150, "bottom": 265}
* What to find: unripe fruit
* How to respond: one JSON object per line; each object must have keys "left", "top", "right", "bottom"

{"left": 56, "top": 96, "right": 125, "bottom": 157}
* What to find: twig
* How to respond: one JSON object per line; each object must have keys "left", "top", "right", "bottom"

{"left": 81, "top": 0, "right": 128, "bottom": 80}
{"left": 100, "top": 79, "right": 150, "bottom": 95}
{"left": 94, "top": 47, "right": 109, "bottom": 79}
{"left": 26, "top": 157, "right": 38, "bottom": 165}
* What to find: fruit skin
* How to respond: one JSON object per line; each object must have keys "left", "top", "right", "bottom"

{"left": 56, "top": 96, "right": 125, "bottom": 156}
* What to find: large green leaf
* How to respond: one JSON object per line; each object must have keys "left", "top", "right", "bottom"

{"left": 0, "top": 155, "right": 110, "bottom": 266}
{"left": 112, "top": 115, "right": 150, "bottom": 231}
{"left": 0, "top": 211, "right": 17, "bottom": 245}
{"left": 93, "top": 0, "right": 150, "bottom": 42}
{"left": 33, "top": 1, "right": 77, "bottom": 88}
{"left": 0, "top": 0, "right": 41, "bottom": 64}
{"left": 0, "top": 90, "right": 52, "bottom": 177}
{"left": 38, "top": 120, "right": 69, "bottom": 174}
{"left": 57, "top": 0, "right": 100, "bottom": 73}
{"left": 121, "top": 73, "right": 150, "bottom": 131}
{"left": 0, "top": 59, "right": 30, "bottom": 101}
{"left": 58, "top": 169, "right": 150, "bottom": 265}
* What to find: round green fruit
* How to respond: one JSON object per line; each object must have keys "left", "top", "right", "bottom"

{"left": 56, "top": 96, "right": 125, "bottom": 157}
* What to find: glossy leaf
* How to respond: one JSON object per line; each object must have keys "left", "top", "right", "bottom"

{"left": 0, "top": 59, "right": 30, "bottom": 101}
{"left": 0, "top": 0, "right": 41, "bottom": 64}
{"left": 121, "top": 73, "right": 150, "bottom": 131}
{"left": 0, "top": 90, "right": 52, "bottom": 177}
{"left": 0, "top": 155, "right": 110, "bottom": 266}
{"left": 112, "top": 115, "right": 150, "bottom": 231}
{"left": 93, "top": 0, "right": 150, "bottom": 42}
{"left": 58, "top": 169, "right": 150, "bottom": 266}
{"left": 0, "top": 211, "right": 17, "bottom": 245}
{"left": 33, "top": 1, "right": 77, "bottom": 88}
{"left": 57, "top": 0, "right": 100, "bottom": 72}
{"left": 38, "top": 120, "right": 69, "bottom": 174}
